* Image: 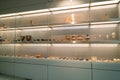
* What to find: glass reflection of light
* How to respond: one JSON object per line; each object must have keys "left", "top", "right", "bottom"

{"left": 15, "top": 44, "right": 51, "bottom": 46}
{"left": 0, "top": 9, "right": 49, "bottom": 18}
{"left": 91, "top": 24, "right": 117, "bottom": 28}
{"left": 18, "top": 9, "right": 49, "bottom": 15}
{"left": 0, "top": 27, "right": 50, "bottom": 31}
{"left": 0, "top": 13, "right": 17, "bottom": 18}
{"left": 0, "top": 0, "right": 118, "bottom": 18}
{"left": 20, "top": 28, "right": 51, "bottom": 31}
{"left": 91, "top": 4, "right": 117, "bottom": 10}
{"left": 91, "top": 0, "right": 119, "bottom": 6}
{"left": 52, "top": 44, "right": 89, "bottom": 47}
{"left": 72, "top": 41, "right": 76, "bottom": 43}
{"left": 71, "top": 14, "right": 75, "bottom": 24}
{"left": 50, "top": 4, "right": 89, "bottom": 11}
{"left": 20, "top": 12, "right": 50, "bottom": 17}
{"left": 1, "top": 44, "right": 14, "bottom": 46}
{"left": 91, "top": 20, "right": 120, "bottom": 25}
{"left": 52, "top": 26, "right": 88, "bottom": 30}
{"left": 52, "top": 8, "right": 88, "bottom": 14}
{"left": 1, "top": 28, "right": 18, "bottom": 32}
{"left": 91, "top": 44, "right": 118, "bottom": 47}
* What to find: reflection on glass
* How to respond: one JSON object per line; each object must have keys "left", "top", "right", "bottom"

{"left": 91, "top": 0, "right": 119, "bottom": 6}
{"left": 91, "top": 44, "right": 118, "bottom": 47}
{"left": 52, "top": 44, "right": 89, "bottom": 47}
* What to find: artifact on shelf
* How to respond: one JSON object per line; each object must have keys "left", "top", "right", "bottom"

{"left": 77, "top": 35, "right": 84, "bottom": 40}
{"left": 106, "top": 34, "right": 109, "bottom": 39}
{"left": 85, "top": 34, "right": 90, "bottom": 41}
{"left": 94, "top": 37, "right": 97, "bottom": 40}
{"left": 20, "top": 36, "right": 25, "bottom": 41}
{"left": 66, "top": 35, "right": 70, "bottom": 41}
{"left": 71, "top": 35, "right": 77, "bottom": 41}
{"left": 111, "top": 32, "right": 116, "bottom": 39}
{"left": 113, "top": 58, "right": 120, "bottom": 63}
{"left": 3, "top": 38, "right": 11, "bottom": 43}
{"left": 91, "top": 56, "right": 97, "bottom": 61}
{"left": 3, "top": 24, "right": 7, "bottom": 28}
{"left": 35, "top": 54, "right": 41, "bottom": 58}
{"left": 0, "top": 36, "right": 3, "bottom": 41}
{"left": 26, "top": 35, "right": 32, "bottom": 41}
{"left": 37, "top": 39, "right": 40, "bottom": 41}
{"left": 34, "top": 39, "right": 40, "bottom": 42}
{"left": 41, "top": 38, "right": 50, "bottom": 42}
{"left": 103, "top": 13, "right": 109, "bottom": 20}
{"left": 98, "top": 34, "right": 102, "bottom": 38}
{"left": 30, "top": 20, "right": 34, "bottom": 25}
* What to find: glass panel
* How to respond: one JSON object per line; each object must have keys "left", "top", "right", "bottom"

{"left": 90, "top": 24, "right": 119, "bottom": 41}
{"left": 49, "top": 25, "right": 90, "bottom": 60}
{"left": 15, "top": 28, "right": 51, "bottom": 58}
{"left": 90, "top": 44, "right": 119, "bottom": 60}
{"left": 49, "top": 8, "right": 89, "bottom": 25}
{"left": 0, "top": 16, "right": 15, "bottom": 28}
{"left": 16, "top": 12, "right": 50, "bottom": 27}
{"left": 91, "top": 0, "right": 120, "bottom": 6}
{"left": 89, "top": 23, "right": 120, "bottom": 61}
{"left": 90, "top": 4, "right": 119, "bottom": 22}
{"left": 0, "top": 0, "right": 120, "bottom": 80}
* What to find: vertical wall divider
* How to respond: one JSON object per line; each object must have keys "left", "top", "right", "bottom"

{"left": 89, "top": 1, "right": 93, "bottom": 80}
{"left": 118, "top": 2, "right": 120, "bottom": 40}
{"left": 13, "top": 14, "right": 17, "bottom": 79}
{"left": 118, "top": 1, "right": 120, "bottom": 58}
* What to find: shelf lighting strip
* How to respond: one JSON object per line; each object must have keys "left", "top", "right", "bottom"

{"left": 91, "top": 20, "right": 120, "bottom": 25}
{"left": 0, "top": 44, "right": 15, "bottom": 46}
{"left": 18, "top": 28, "right": 51, "bottom": 31}
{"left": 0, "top": 44, "right": 118, "bottom": 47}
{"left": 16, "top": 26, "right": 49, "bottom": 29}
{"left": 15, "top": 44, "right": 51, "bottom": 46}
{"left": 49, "top": 4, "right": 89, "bottom": 11}
{"left": 0, "top": 0, "right": 119, "bottom": 18}
{"left": 91, "top": 24, "right": 118, "bottom": 28}
{"left": 0, "top": 9, "right": 50, "bottom": 18}
{"left": 1, "top": 24, "right": 118, "bottom": 32}
{"left": 91, "top": 44, "right": 118, "bottom": 47}
{"left": 91, "top": 0, "right": 120, "bottom": 6}
{"left": 52, "top": 26, "right": 88, "bottom": 30}
{"left": 0, "top": 26, "right": 50, "bottom": 31}
{"left": 91, "top": 4, "right": 117, "bottom": 10}
{"left": 52, "top": 44, "right": 89, "bottom": 47}
{"left": 52, "top": 44, "right": 118, "bottom": 47}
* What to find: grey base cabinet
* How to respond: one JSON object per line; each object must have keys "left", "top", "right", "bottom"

{"left": 48, "top": 66, "right": 91, "bottom": 80}
{"left": 0, "top": 62, "right": 14, "bottom": 76}
{"left": 93, "top": 70, "right": 120, "bottom": 80}
{"left": 1, "top": 61, "right": 120, "bottom": 80}
{"left": 14, "top": 63, "right": 47, "bottom": 80}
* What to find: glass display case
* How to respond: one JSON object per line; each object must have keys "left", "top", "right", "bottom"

{"left": 0, "top": 0, "right": 120, "bottom": 80}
